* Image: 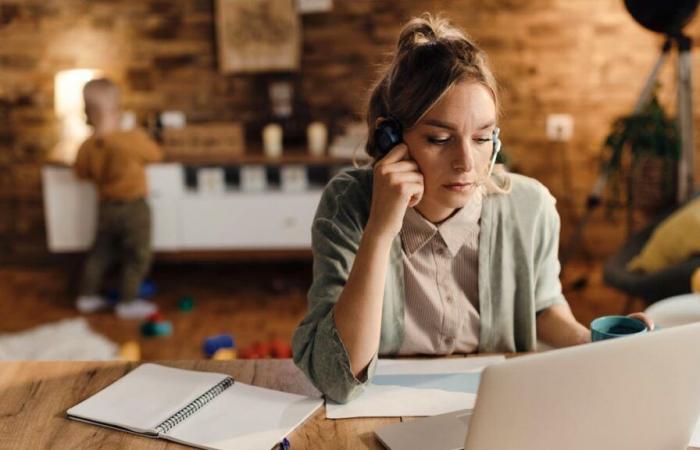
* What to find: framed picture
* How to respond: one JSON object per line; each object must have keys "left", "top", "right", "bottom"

{"left": 216, "top": 0, "right": 301, "bottom": 73}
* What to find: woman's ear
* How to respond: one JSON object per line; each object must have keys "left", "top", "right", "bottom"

{"left": 374, "top": 116, "right": 387, "bottom": 128}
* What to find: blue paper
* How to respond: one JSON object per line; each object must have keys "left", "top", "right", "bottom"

{"left": 372, "top": 372, "right": 482, "bottom": 394}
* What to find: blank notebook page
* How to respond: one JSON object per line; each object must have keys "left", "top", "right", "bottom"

{"left": 67, "top": 364, "right": 229, "bottom": 433}
{"left": 165, "top": 382, "right": 323, "bottom": 450}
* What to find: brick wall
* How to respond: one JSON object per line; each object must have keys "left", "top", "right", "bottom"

{"left": 1, "top": 0, "right": 699, "bottom": 262}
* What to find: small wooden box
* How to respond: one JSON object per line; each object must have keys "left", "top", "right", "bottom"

{"left": 162, "top": 123, "right": 245, "bottom": 162}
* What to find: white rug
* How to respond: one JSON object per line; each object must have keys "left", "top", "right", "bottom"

{"left": 0, "top": 317, "right": 118, "bottom": 360}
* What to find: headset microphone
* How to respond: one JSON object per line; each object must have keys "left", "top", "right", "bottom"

{"left": 488, "top": 127, "right": 501, "bottom": 177}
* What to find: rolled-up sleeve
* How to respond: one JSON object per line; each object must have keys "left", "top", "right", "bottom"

{"left": 533, "top": 188, "right": 568, "bottom": 313}
{"left": 292, "top": 175, "right": 378, "bottom": 403}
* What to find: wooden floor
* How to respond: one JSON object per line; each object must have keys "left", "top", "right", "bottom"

{"left": 0, "top": 258, "right": 645, "bottom": 360}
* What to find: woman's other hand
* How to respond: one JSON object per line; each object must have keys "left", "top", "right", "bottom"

{"left": 627, "top": 312, "right": 655, "bottom": 331}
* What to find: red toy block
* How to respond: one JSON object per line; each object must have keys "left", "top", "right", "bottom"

{"left": 270, "top": 339, "right": 292, "bottom": 358}
{"left": 147, "top": 311, "right": 165, "bottom": 323}
{"left": 238, "top": 347, "right": 261, "bottom": 359}
{"left": 252, "top": 341, "right": 272, "bottom": 358}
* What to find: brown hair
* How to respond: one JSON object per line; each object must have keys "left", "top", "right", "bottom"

{"left": 365, "top": 13, "right": 499, "bottom": 160}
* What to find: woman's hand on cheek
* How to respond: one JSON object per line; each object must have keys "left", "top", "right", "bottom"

{"left": 367, "top": 144, "right": 424, "bottom": 241}
{"left": 407, "top": 171, "right": 424, "bottom": 208}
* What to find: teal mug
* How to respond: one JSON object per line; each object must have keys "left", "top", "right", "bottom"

{"left": 590, "top": 315, "right": 649, "bottom": 342}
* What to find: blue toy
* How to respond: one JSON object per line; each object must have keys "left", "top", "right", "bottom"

{"left": 105, "top": 279, "right": 157, "bottom": 303}
{"left": 203, "top": 334, "right": 236, "bottom": 358}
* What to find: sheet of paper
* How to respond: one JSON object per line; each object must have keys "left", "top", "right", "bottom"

{"left": 375, "top": 356, "right": 505, "bottom": 375}
{"left": 326, "top": 355, "right": 505, "bottom": 419}
{"left": 164, "top": 382, "right": 322, "bottom": 450}
{"left": 67, "top": 364, "right": 229, "bottom": 434}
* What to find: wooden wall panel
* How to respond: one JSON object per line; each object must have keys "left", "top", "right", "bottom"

{"left": 1, "top": 0, "right": 699, "bottom": 261}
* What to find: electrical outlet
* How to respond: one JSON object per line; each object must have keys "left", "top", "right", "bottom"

{"left": 546, "top": 114, "right": 574, "bottom": 142}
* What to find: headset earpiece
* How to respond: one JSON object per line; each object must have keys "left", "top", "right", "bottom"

{"left": 374, "top": 117, "right": 403, "bottom": 159}
{"left": 487, "top": 127, "right": 501, "bottom": 177}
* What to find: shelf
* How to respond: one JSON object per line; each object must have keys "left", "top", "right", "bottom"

{"left": 165, "top": 146, "right": 363, "bottom": 166}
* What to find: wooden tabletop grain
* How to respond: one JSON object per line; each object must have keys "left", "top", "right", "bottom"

{"left": 0, "top": 360, "right": 398, "bottom": 450}
{"left": 0, "top": 359, "right": 696, "bottom": 450}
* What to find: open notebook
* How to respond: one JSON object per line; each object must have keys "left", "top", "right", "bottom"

{"left": 66, "top": 363, "right": 323, "bottom": 450}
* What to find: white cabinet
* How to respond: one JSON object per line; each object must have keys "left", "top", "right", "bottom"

{"left": 180, "top": 191, "right": 320, "bottom": 249}
{"left": 146, "top": 164, "right": 182, "bottom": 250}
{"left": 42, "top": 166, "right": 97, "bottom": 252}
{"left": 42, "top": 164, "right": 322, "bottom": 253}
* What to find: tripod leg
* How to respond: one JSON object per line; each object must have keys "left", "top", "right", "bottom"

{"left": 561, "top": 43, "right": 671, "bottom": 270}
{"left": 677, "top": 35, "right": 695, "bottom": 202}
{"left": 634, "top": 38, "right": 672, "bottom": 113}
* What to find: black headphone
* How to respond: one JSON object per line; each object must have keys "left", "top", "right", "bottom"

{"left": 374, "top": 117, "right": 502, "bottom": 175}
{"left": 374, "top": 117, "right": 404, "bottom": 159}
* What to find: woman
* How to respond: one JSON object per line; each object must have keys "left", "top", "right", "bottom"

{"left": 292, "top": 14, "right": 652, "bottom": 403}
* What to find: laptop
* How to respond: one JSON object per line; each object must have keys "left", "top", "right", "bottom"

{"left": 376, "top": 322, "right": 700, "bottom": 450}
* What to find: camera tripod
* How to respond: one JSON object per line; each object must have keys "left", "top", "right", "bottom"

{"left": 561, "top": 33, "right": 695, "bottom": 270}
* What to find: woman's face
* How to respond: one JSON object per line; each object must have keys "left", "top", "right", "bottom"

{"left": 403, "top": 81, "right": 497, "bottom": 223}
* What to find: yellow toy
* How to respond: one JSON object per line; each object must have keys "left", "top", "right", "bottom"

{"left": 119, "top": 341, "right": 141, "bottom": 361}
{"left": 212, "top": 348, "right": 237, "bottom": 360}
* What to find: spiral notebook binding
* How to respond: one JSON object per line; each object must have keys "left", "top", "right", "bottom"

{"left": 155, "top": 377, "right": 235, "bottom": 434}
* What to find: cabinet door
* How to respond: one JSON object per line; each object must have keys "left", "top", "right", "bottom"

{"left": 43, "top": 164, "right": 183, "bottom": 253}
{"left": 147, "top": 163, "right": 183, "bottom": 198}
{"left": 147, "top": 197, "right": 180, "bottom": 250}
{"left": 180, "top": 191, "right": 322, "bottom": 249}
{"left": 268, "top": 191, "right": 323, "bottom": 247}
{"left": 42, "top": 166, "right": 97, "bottom": 252}
{"left": 146, "top": 164, "right": 182, "bottom": 250}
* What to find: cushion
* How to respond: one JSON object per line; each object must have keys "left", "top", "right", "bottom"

{"left": 627, "top": 196, "right": 700, "bottom": 273}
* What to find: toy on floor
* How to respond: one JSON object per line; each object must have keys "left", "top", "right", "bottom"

{"left": 203, "top": 334, "right": 236, "bottom": 359}
{"left": 692, "top": 268, "right": 700, "bottom": 293}
{"left": 140, "top": 311, "right": 172, "bottom": 337}
{"left": 212, "top": 348, "right": 237, "bottom": 360}
{"left": 238, "top": 339, "right": 292, "bottom": 359}
{"left": 177, "top": 295, "right": 195, "bottom": 312}
{"left": 106, "top": 279, "right": 157, "bottom": 303}
{"left": 119, "top": 341, "right": 141, "bottom": 361}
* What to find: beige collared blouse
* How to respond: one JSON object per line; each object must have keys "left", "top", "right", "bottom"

{"left": 399, "top": 187, "right": 483, "bottom": 355}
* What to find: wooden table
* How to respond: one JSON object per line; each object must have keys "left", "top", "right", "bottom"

{"left": 0, "top": 360, "right": 399, "bottom": 450}
{"left": 1, "top": 359, "right": 696, "bottom": 450}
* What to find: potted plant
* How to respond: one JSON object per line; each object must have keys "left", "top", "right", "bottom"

{"left": 601, "top": 91, "right": 680, "bottom": 217}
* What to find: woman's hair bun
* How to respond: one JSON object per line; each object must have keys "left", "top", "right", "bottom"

{"left": 364, "top": 13, "right": 499, "bottom": 162}
{"left": 397, "top": 17, "right": 438, "bottom": 53}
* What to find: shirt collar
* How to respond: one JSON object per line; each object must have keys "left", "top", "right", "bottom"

{"left": 401, "top": 207, "right": 438, "bottom": 256}
{"left": 400, "top": 186, "right": 484, "bottom": 257}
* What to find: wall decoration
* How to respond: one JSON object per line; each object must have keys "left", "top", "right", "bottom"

{"left": 307, "top": 121, "right": 328, "bottom": 157}
{"left": 216, "top": 0, "right": 301, "bottom": 73}
{"left": 296, "top": 0, "right": 333, "bottom": 14}
{"left": 262, "top": 123, "right": 283, "bottom": 158}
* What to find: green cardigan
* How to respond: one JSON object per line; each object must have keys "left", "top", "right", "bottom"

{"left": 292, "top": 167, "right": 568, "bottom": 403}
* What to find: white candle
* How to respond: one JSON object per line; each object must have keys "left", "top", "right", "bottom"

{"left": 307, "top": 121, "right": 327, "bottom": 157}
{"left": 263, "top": 123, "right": 283, "bottom": 158}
